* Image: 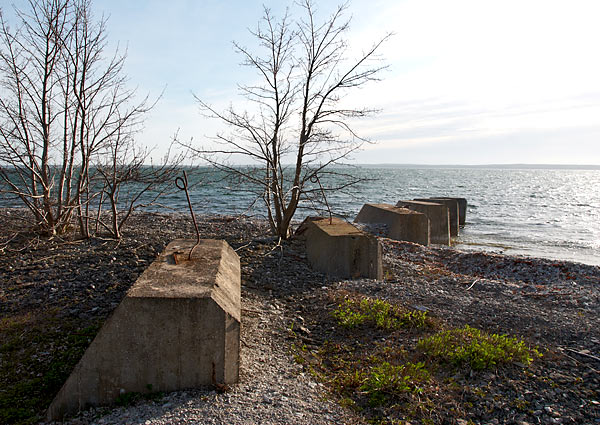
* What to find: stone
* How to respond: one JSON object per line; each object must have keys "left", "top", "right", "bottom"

{"left": 47, "top": 239, "right": 241, "bottom": 420}
{"left": 354, "top": 203, "right": 430, "bottom": 245}
{"left": 396, "top": 200, "right": 450, "bottom": 245}
{"left": 303, "top": 217, "right": 382, "bottom": 280}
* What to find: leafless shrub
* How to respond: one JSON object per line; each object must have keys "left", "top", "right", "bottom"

{"left": 0, "top": 0, "right": 181, "bottom": 238}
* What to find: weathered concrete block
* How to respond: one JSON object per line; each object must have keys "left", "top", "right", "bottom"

{"left": 438, "top": 197, "right": 467, "bottom": 225}
{"left": 304, "top": 217, "right": 383, "bottom": 280}
{"left": 354, "top": 203, "right": 430, "bottom": 245}
{"left": 47, "top": 239, "right": 241, "bottom": 420}
{"left": 395, "top": 200, "right": 450, "bottom": 245}
{"left": 415, "top": 198, "right": 460, "bottom": 237}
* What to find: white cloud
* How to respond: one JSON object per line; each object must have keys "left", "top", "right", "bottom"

{"left": 6, "top": 0, "right": 598, "bottom": 164}
{"left": 332, "top": 0, "right": 600, "bottom": 163}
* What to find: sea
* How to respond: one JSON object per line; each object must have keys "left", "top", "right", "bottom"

{"left": 161, "top": 166, "right": 600, "bottom": 267}
{"left": 2, "top": 166, "right": 599, "bottom": 266}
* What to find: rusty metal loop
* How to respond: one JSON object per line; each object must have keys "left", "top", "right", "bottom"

{"left": 175, "top": 174, "right": 187, "bottom": 191}
{"left": 309, "top": 173, "right": 332, "bottom": 224}
{"left": 176, "top": 170, "right": 201, "bottom": 260}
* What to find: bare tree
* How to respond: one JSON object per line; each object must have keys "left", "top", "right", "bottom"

{"left": 190, "top": 0, "right": 390, "bottom": 239}
{"left": 0, "top": 0, "right": 174, "bottom": 238}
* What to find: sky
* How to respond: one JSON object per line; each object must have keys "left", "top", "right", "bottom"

{"left": 4, "top": 0, "right": 600, "bottom": 165}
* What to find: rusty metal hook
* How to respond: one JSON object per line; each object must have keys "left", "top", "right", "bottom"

{"left": 175, "top": 170, "right": 201, "bottom": 260}
{"left": 310, "top": 173, "right": 332, "bottom": 224}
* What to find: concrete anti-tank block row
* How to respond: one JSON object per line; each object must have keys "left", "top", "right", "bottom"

{"left": 354, "top": 204, "right": 430, "bottom": 245}
{"left": 300, "top": 197, "right": 467, "bottom": 281}
{"left": 354, "top": 197, "right": 467, "bottom": 247}
{"left": 396, "top": 200, "right": 450, "bottom": 245}
{"left": 414, "top": 198, "right": 458, "bottom": 237}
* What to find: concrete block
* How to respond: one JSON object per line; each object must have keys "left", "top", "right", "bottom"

{"left": 47, "top": 239, "right": 241, "bottom": 421}
{"left": 354, "top": 203, "right": 430, "bottom": 245}
{"left": 438, "top": 197, "right": 467, "bottom": 225}
{"left": 415, "top": 198, "right": 460, "bottom": 237}
{"left": 395, "top": 200, "right": 450, "bottom": 245}
{"left": 304, "top": 217, "right": 383, "bottom": 280}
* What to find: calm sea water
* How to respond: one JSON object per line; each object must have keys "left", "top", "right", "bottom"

{"left": 167, "top": 166, "right": 600, "bottom": 266}
{"left": 2, "top": 166, "right": 599, "bottom": 266}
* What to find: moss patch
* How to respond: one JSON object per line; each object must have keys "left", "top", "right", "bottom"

{"left": 0, "top": 308, "right": 101, "bottom": 424}
{"left": 333, "top": 297, "right": 431, "bottom": 330}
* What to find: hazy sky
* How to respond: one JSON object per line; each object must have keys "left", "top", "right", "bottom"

{"left": 5, "top": 0, "right": 600, "bottom": 164}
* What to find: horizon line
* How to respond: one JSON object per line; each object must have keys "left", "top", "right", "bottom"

{"left": 353, "top": 163, "right": 600, "bottom": 169}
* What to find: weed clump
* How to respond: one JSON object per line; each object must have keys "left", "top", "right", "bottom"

{"left": 417, "top": 325, "right": 541, "bottom": 371}
{"left": 359, "top": 361, "right": 430, "bottom": 406}
{"left": 333, "top": 297, "right": 429, "bottom": 330}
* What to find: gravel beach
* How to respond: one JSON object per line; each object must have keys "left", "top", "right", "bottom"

{"left": 0, "top": 209, "right": 598, "bottom": 424}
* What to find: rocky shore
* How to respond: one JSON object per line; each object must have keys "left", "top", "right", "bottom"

{"left": 0, "top": 209, "right": 598, "bottom": 424}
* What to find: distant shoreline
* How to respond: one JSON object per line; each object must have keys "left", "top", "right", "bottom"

{"left": 356, "top": 163, "right": 600, "bottom": 170}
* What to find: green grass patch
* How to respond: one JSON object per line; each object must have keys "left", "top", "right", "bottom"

{"left": 359, "top": 361, "right": 430, "bottom": 406}
{"left": 291, "top": 291, "right": 544, "bottom": 424}
{"left": 315, "top": 340, "right": 438, "bottom": 424}
{"left": 417, "top": 325, "right": 542, "bottom": 371}
{"left": 292, "top": 294, "right": 440, "bottom": 423}
{"left": 332, "top": 297, "right": 430, "bottom": 330}
{"left": 320, "top": 341, "right": 432, "bottom": 408}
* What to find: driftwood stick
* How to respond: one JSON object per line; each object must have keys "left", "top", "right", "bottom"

{"left": 559, "top": 348, "right": 600, "bottom": 374}
{"left": 466, "top": 279, "right": 480, "bottom": 290}
{"left": 565, "top": 348, "right": 600, "bottom": 363}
